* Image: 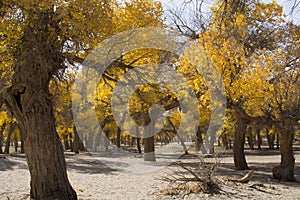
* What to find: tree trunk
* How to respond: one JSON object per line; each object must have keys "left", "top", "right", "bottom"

{"left": 63, "top": 133, "right": 70, "bottom": 150}
{"left": 266, "top": 126, "right": 275, "bottom": 150}
{"left": 195, "top": 126, "right": 203, "bottom": 152}
{"left": 20, "top": 129, "right": 25, "bottom": 153}
{"left": 144, "top": 136, "right": 156, "bottom": 161}
{"left": 116, "top": 127, "right": 121, "bottom": 149}
{"left": 3, "top": 13, "right": 77, "bottom": 198}
{"left": 14, "top": 133, "right": 18, "bottom": 153}
{"left": 256, "top": 127, "right": 261, "bottom": 150}
{"left": 4, "top": 122, "right": 15, "bottom": 154}
{"left": 72, "top": 126, "right": 85, "bottom": 154}
{"left": 233, "top": 119, "right": 249, "bottom": 170}
{"left": 136, "top": 125, "right": 142, "bottom": 154}
{"left": 177, "top": 132, "right": 188, "bottom": 154}
{"left": 272, "top": 119, "right": 295, "bottom": 181}
{"left": 0, "top": 123, "right": 6, "bottom": 154}
{"left": 246, "top": 126, "right": 254, "bottom": 150}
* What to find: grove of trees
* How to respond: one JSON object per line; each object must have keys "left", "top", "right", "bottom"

{"left": 0, "top": 0, "right": 299, "bottom": 199}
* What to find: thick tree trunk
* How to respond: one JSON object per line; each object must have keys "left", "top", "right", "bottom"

{"left": 273, "top": 120, "right": 295, "bottom": 181}
{"left": 144, "top": 136, "right": 156, "bottom": 161}
{"left": 233, "top": 119, "right": 249, "bottom": 170}
{"left": 3, "top": 14, "right": 77, "bottom": 198}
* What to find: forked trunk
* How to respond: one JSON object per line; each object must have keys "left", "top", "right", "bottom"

{"left": 273, "top": 119, "right": 295, "bottom": 181}
{"left": 233, "top": 119, "right": 249, "bottom": 170}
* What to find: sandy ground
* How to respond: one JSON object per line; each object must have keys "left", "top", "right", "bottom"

{"left": 0, "top": 146, "right": 300, "bottom": 200}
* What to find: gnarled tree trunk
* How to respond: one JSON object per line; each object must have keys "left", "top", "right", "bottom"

{"left": 233, "top": 119, "right": 249, "bottom": 170}
{"left": 4, "top": 12, "right": 77, "bottom": 199}
{"left": 273, "top": 119, "right": 295, "bottom": 181}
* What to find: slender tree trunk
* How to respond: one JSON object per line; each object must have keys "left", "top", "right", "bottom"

{"left": 233, "top": 119, "right": 249, "bottom": 170}
{"left": 116, "top": 127, "right": 121, "bottom": 149}
{"left": 256, "top": 127, "right": 261, "bottom": 150}
{"left": 177, "top": 132, "right": 188, "bottom": 154}
{"left": 0, "top": 123, "right": 6, "bottom": 154}
{"left": 246, "top": 126, "right": 254, "bottom": 150}
{"left": 63, "top": 133, "right": 70, "bottom": 150}
{"left": 273, "top": 119, "right": 295, "bottom": 181}
{"left": 14, "top": 133, "right": 18, "bottom": 152}
{"left": 195, "top": 126, "right": 203, "bottom": 152}
{"left": 73, "top": 126, "right": 85, "bottom": 154}
{"left": 4, "top": 122, "right": 15, "bottom": 154}
{"left": 136, "top": 125, "right": 142, "bottom": 154}
{"left": 20, "top": 129, "right": 25, "bottom": 153}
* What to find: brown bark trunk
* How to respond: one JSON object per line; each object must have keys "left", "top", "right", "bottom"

{"left": 266, "top": 126, "right": 275, "bottom": 150}
{"left": 246, "top": 126, "right": 254, "bottom": 150}
{"left": 4, "top": 122, "right": 15, "bottom": 154}
{"left": 233, "top": 119, "right": 249, "bottom": 170}
{"left": 63, "top": 133, "right": 70, "bottom": 150}
{"left": 0, "top": 123, "right": 6, "bottom": 154}
{"left": 73, "top": 126, "right": 85, "bottom": 154}
{"left": 273, "top": 119, "right": 295, "bottom": 181}
{"left": 20, "top": 129, "right": 25, "bottom": 153}
{"left": 177, "top": 132, "right": 188, "bottom": 154}
{"left": 116, "top": 127, "right": 121, "bottom": 149}
{"left": 256, "top": 127, "right": 261, "bottom": 150}
{"left": 3, "top": 12, "right": 77, "bottom": 199}
{"left": 195, "top": 126, "right": 203, "bottom": 152}
{"left": 14, "top": 133, "right": 18, "bottom": 152}
{"left": 144, "top": 136, "right": 155, "bottom": 161}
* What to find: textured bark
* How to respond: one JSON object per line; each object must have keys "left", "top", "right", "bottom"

{"left": 3, "top": 12, "right": 77, "bottom": 199}
{"left": 233, "top": 119, "right": 249, "bottom": 170}
{"left": 273, "top": 119, "right": 295, "bottom": 181}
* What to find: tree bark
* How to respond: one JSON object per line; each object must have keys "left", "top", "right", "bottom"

{"left": 116, "top": 127, "right": 121, "bottom": 149}
{"left": 3, "top": 12, "right": 77, "bottom": 198}
{"left": 4, "top": 122, "right": 15, "bottom": 154}
{"left": 195, "top": 126, "right": 203, "bottom": 152}
{"left": 272, "top": 119, "right": 295, "bottom": 181}
{"left": 72, "top": 126, "right": 85, "bottom": 154}
{"left": 256, "top": 127, "right": 261, "bottom": 150}
{"left": 0, "top": 123, "right": 6, "bottom": 154}
{"left": 20, "top": 129, "right": 25, "bottom": 153}
{"left": 233, "top": 119, "right": 249, "bottom": 170}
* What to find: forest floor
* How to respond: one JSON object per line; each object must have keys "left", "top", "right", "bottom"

{"left": 0, "top": 145, "right": 300, "bottom": 200}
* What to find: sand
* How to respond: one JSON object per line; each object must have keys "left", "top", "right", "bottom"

{"left": 0, "top": 146, "right": 300, "bottom": 200}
